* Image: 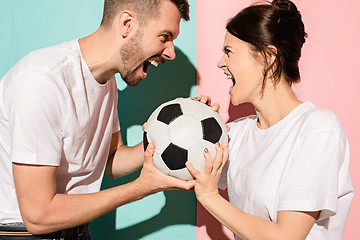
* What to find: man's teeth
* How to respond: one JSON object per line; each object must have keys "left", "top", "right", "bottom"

{"left": 150, "top": 60, "right": 159, "bottom": 67}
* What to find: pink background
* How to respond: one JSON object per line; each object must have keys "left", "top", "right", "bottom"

{"left": 196, "top": 0, "right": 360, "bottom": 239}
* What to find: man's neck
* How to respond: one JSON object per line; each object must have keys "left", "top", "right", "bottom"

{"left": 78, "top": 29, "right": 118, "bottom": 84}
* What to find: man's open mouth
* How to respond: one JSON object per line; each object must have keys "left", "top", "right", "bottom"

{"left": 142, "top": 57, "right": 164, "bottom": 77}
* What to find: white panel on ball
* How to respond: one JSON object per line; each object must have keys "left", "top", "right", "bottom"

{"left": 146, "top": 120, "right": 171, "bottom": 154}
{"left": 169, "top": 115, "right": 203, "bottom": 150}
{"left": 180, "top": 99, "right": 214, "bottom": 121}
{"left": 170, "top": 167, "right": 193, "bottom": 180}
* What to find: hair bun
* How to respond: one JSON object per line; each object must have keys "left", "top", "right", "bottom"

{"left": 271, "top": 0, "right": 298, "bottom": 13}
{"left": 272, "top": 0, "right": 307, "bottom": 46}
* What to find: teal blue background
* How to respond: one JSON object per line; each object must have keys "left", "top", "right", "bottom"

{"left": 0, "top": 1, "right": 197, "bottom": 239}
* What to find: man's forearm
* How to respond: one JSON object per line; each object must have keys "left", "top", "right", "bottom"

{"left": 105, "top": 142, "right": 145, "bottom": 179}
{"left": 22, "top": 179, "right": 147, "bottom": 235}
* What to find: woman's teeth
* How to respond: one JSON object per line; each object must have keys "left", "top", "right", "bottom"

{"left": 226, "top": 74, "right": 235, "bottom": 86}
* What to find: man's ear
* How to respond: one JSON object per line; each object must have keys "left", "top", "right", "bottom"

{"left": 118, "top": 10, "right": 136, "bottom": 38}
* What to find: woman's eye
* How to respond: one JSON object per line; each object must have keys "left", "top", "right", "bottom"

{"left": 224, "top": 47, "right": 231, "bottom": 55}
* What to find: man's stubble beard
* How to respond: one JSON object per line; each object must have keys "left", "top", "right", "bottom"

{"left": 119, "top": 29, "right": 145, "bottom": 87}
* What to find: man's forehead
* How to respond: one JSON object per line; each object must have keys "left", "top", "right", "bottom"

{"left": 152, "top": 19, "right": 180, "bottom": 38}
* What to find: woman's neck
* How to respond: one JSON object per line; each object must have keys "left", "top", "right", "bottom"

{"left": 254, "top": 81, "right": 302, "bottom": 129}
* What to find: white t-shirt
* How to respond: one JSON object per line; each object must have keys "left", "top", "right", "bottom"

{"left": 220, "top": 102, "right": 354, "bottom": 240}
{"left": 0, "top": 40, "right": 120, "bottom": 223}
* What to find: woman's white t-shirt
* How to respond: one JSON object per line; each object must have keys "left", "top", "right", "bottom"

{"left": 221, "top": 102, "right": 354, "bottom": 239}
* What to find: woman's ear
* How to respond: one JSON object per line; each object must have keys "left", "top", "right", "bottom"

{"left": 118, "top": 10, "right": 136, "bottom": 38}
{"left": 265, "top": 45, "right": 277, "bottom": 67}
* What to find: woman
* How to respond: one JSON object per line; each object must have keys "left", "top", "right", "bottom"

{"left": 186, "top": 0, "right": 354, "bottom": 239}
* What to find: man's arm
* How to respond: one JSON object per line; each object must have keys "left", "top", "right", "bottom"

{"left": 13, "top": 163, "right": 146, "bottom": 235}
{"left": 13, "top": 142, "right": 195, "bottom": 235}
{"left": 105, "top": 131, "right": 145, "bottom": 179}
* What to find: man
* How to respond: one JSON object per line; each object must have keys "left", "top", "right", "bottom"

{"left": 0, "top": 0, "right": 194, "bottom": 239}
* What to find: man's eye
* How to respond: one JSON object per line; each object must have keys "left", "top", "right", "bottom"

{"left": 161, "top": 35, "right": 169, "bottom": 43}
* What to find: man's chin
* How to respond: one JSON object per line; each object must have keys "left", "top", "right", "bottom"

{"left": 123, "top": 76, "right": 142, "bottom": 87}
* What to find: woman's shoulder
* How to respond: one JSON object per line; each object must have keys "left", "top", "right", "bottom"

{"left": 297, "top": 102, "right": 343, "bottom": 133}
{"left": 227, "top": 115, "right": 257, "bottom": 132}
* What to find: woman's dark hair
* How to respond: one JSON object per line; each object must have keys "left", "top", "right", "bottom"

{"left": 226, "top": 0, "right": 307, "bottom": 90}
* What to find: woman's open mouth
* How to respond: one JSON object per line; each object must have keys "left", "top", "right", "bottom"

{"left": 226, "top": 74, "right": 235, "bottom": 86}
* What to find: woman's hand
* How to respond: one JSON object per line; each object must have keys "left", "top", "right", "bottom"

{"left": 186, "top": 142, "right": 229, "bottom": 203}
{"left": 136, "top": 142, "right": 195, "bottom": 195}
{"left": 191, "top": 95, "right": 230, "bottom": 132}
{"left": 191, "top": 95, "right": 220, "bottom": 113}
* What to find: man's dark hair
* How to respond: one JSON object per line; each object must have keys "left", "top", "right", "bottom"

{"left": 101, "top": 0, "right": 190, "bottom": 28}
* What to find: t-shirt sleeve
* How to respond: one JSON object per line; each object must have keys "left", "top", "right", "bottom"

{"left": 279, "top": 129, "right": 344, "bottom": 221}
{"left": 112, "top": 79, "right": 120, "bottom": 133}
{"left": 218, "top": 121, "right": 235, "bottom": 190}
{"left": 9, "top": 70, "right": 63, "bottom": 166}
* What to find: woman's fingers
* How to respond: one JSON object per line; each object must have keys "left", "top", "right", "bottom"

{"left": 212, "top": 143, "right": 225, "bottom": 171}
{"left": 187, "top": 142, "right": 228, "bottom": 179}
{"left": 195, "top": 95, "right": 212, "bottom": 105}
{"left": 186, "top": 160, "right": 199, "bottom": 177}
{"left": 222, "top": 142, "right": 229, "bottom": 165}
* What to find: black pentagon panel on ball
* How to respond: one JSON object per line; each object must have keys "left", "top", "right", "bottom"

{"left": 143, "top": 131, "right": 149, "bottom": 151}
{"left": 157, "top": 103, "right": 183, "bottom": 125}
{"left": 161, "top": 143, "right": 188, "bottom": 170}
{"left": 201, "top": 117, "right": 222, "bottom": 144}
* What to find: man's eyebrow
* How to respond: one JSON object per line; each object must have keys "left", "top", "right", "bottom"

{"left": 162, "top": 31, "right": 174, "bottom": 37}
{"left": 160, "top": 30, "right": 177, "bottom": 40}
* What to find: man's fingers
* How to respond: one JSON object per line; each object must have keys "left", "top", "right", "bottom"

{"left": 144, "top": 142, "right": 155, "bottom": 161}
{"left": 142, "top": 122, "right": 147, "bottom": 131}
{"left": 169, "top": 176, "right": 195, "bottom": 190}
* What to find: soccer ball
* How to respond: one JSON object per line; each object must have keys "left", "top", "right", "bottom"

{"left": 143, "top": 98, "right": 228, "bottom": 180}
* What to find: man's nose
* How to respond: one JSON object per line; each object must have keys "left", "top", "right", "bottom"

{"left": 162, "top": 42, "right": 176, "bottom": 60}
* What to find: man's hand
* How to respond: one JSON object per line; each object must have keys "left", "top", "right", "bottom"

{"left": 134, "top": 142, "right": 195, "bottom": 195}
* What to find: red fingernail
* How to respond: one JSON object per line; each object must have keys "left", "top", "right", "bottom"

{"left": 204, "top": 148, "right": 208, "bottom": 153}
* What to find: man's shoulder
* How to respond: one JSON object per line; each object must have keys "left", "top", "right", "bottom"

{"left": 21, "top": 40, "right": 80, "bottom": 71}
{"left": 2, "top": 39, "right": 82, "bottom": 85}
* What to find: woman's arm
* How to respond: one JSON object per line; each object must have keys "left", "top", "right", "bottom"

{"left": 186, "top": 144, "right": 319, "bottom": 240}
